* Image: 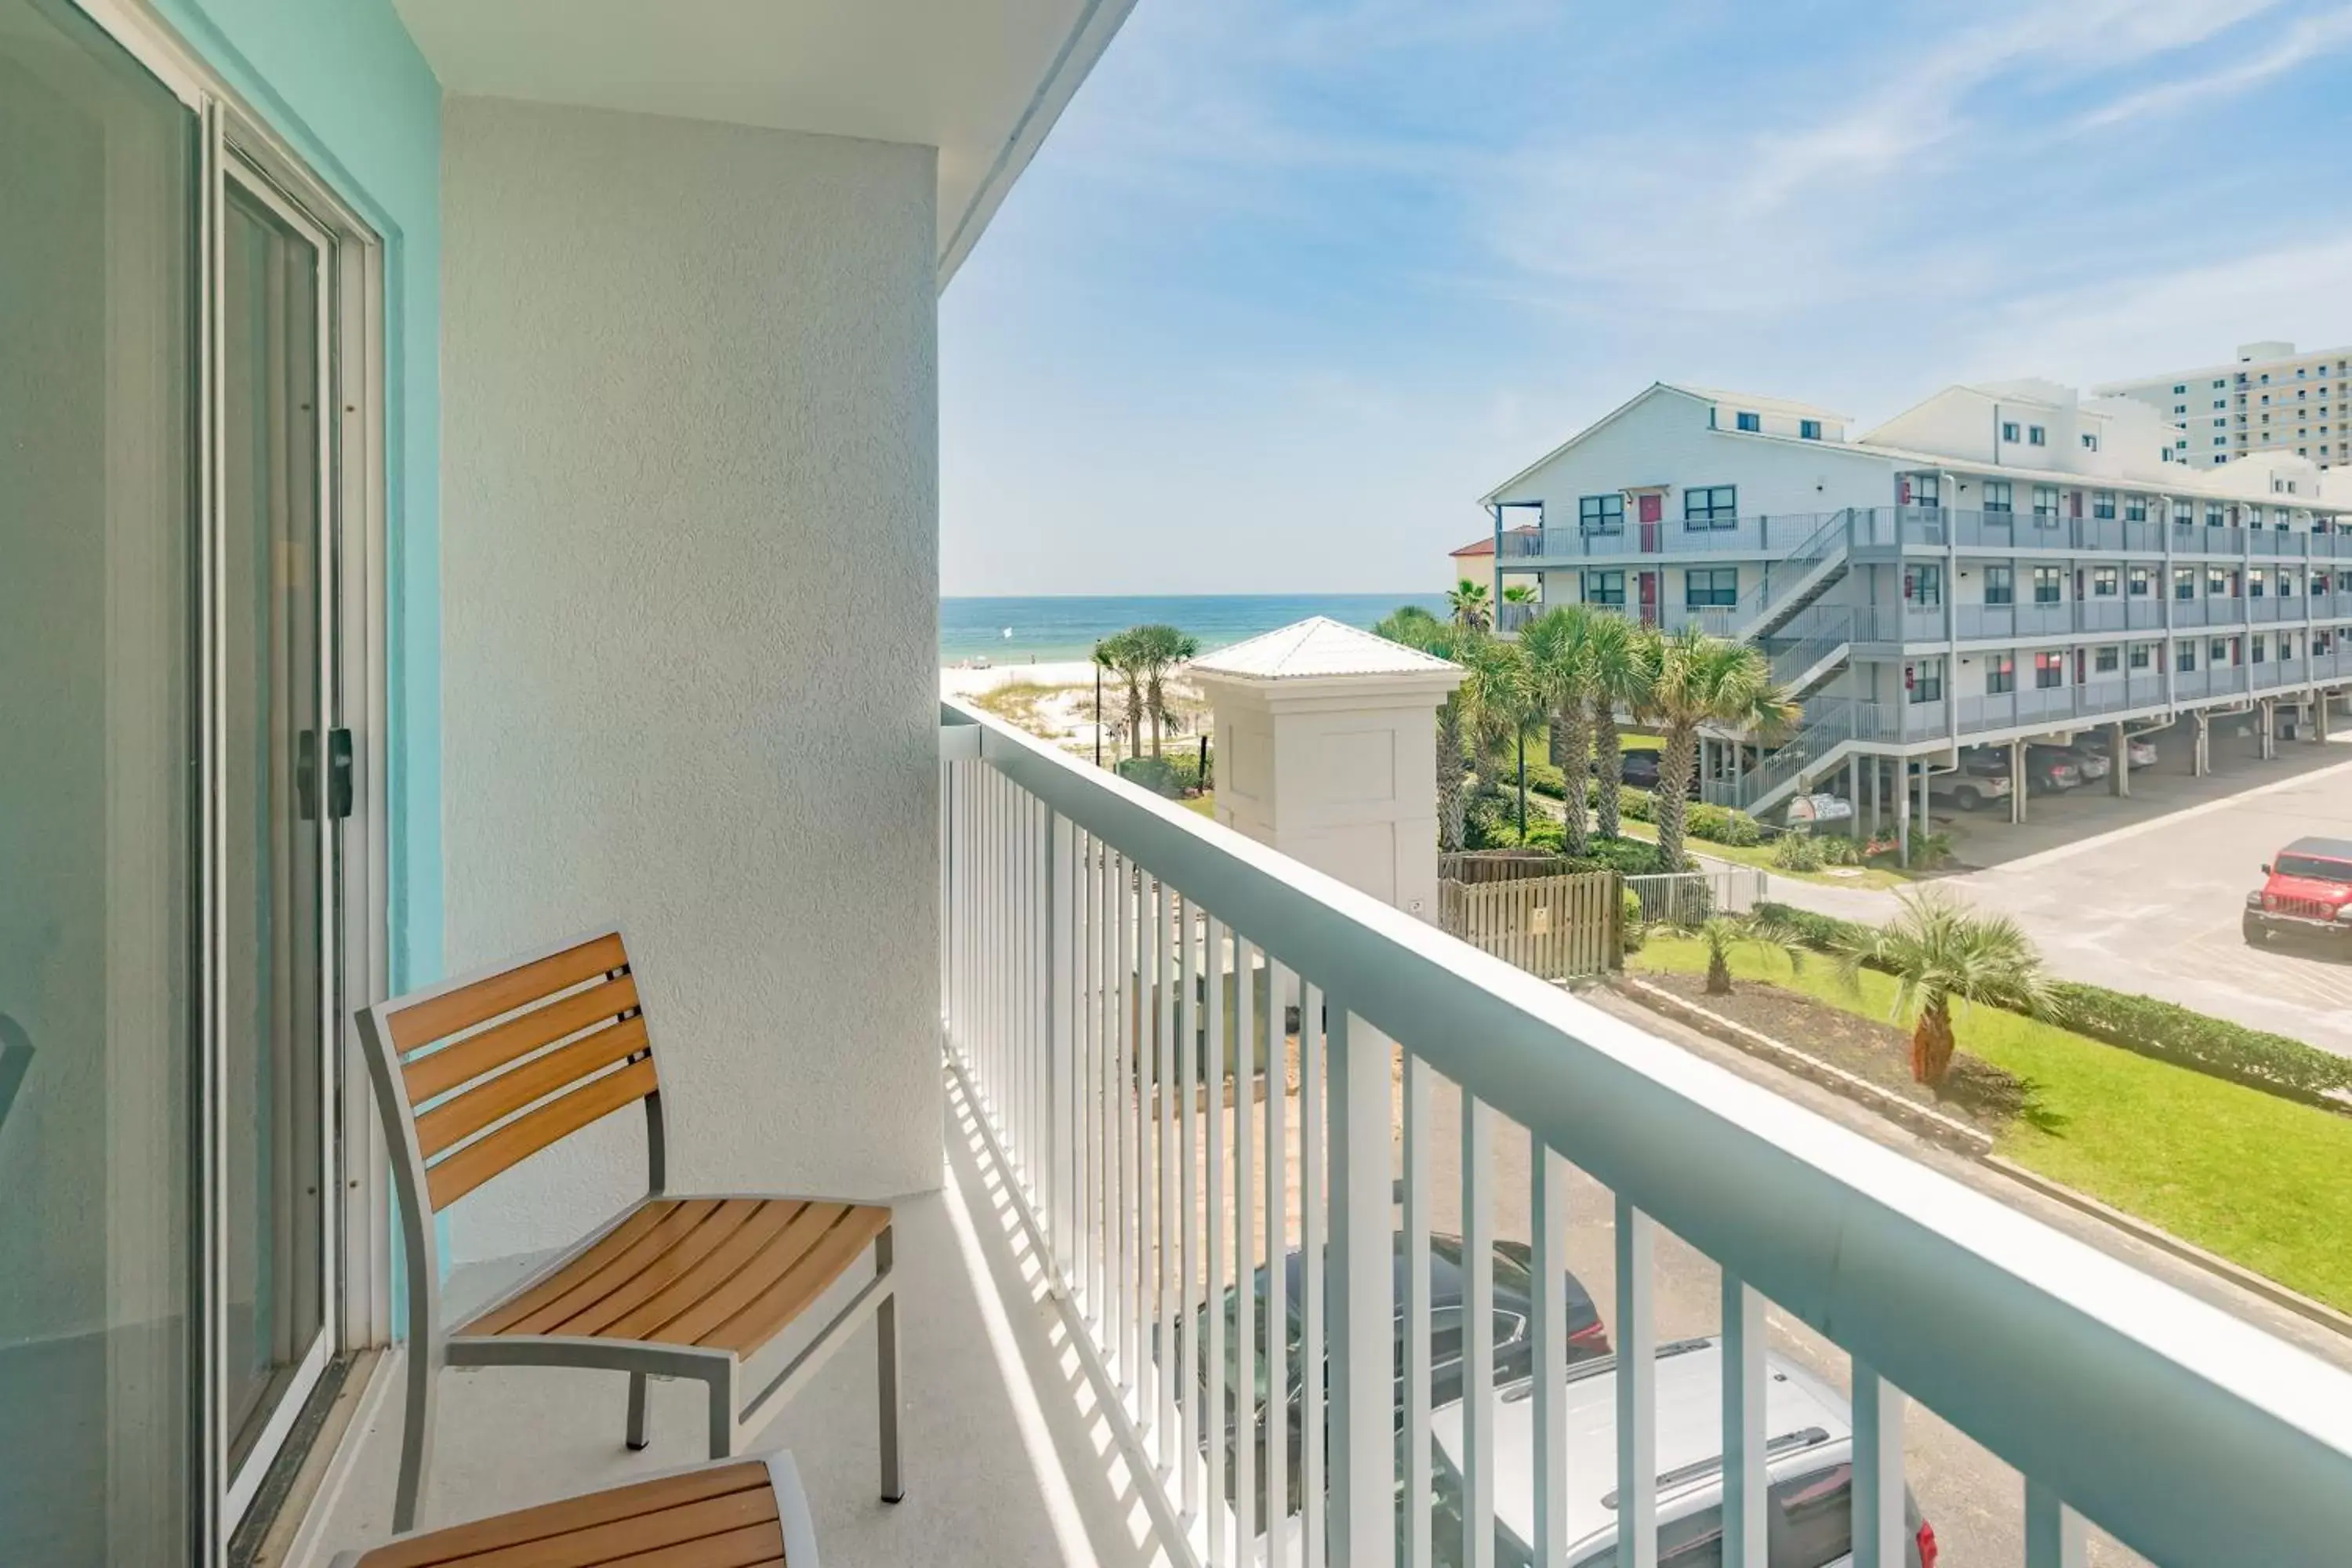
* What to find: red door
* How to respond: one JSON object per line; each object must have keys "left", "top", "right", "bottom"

{"left": 2069, "top": 490, "right": 2082, "bottom": 519}
{"left": 1638, "top": 570, "right": 1660, "bottom": 626}
{"left": 1639, "top": 493, "right": 1663, "bottom": 553}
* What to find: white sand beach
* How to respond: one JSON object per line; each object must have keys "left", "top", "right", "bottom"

{"left": 939, "top": 657, "right": 1102, "bottom": 696}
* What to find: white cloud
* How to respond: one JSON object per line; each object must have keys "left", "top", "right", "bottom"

{"left": 1737, "top": 0, "right": 2280, "bottom": 213}
{"left": 2075, "top": 5, "right": 2352, "bottom": 129}
{"left": 1959, "top": 232, "right": 2352, "bottom": 384}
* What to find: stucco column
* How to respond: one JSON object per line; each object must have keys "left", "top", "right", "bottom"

{"left": 2259, "top": 698, "right": 2277, "bottom": 760}
{"left": 2010, "top": 740, "right": 2027, "bottom": 824}
{"left": 2110, "top": 721, "right": 2128, "bottom": 798}
{"left": 1895, "top": 762, "right": 1911, "bottom": 866}
{"left": 1191, "top": 618, "right": 1466, "bottom": 924}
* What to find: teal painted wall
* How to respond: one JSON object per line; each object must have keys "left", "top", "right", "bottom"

{"left": 153, "top": 0, "right": 445, "bottom": 993}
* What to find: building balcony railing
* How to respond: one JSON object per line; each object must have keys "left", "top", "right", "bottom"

{"left": 1497, "top": 510, "right": 1842, "bottom": 562}
{"left": 941, "top": 699, "right": 2352, "bottom": 1568}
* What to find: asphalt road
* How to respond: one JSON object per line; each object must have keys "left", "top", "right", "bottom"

{"left": 1764, "top": 721, "right": 2352, "bottom": 1058}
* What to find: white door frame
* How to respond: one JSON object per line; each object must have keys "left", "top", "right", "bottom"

{"left": 65, "top": 2, "right": 397, "bottom": 1559}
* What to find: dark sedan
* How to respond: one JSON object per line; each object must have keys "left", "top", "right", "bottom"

{"left": 1178, "top": 1232, "right": 1609, "bottom": 1515}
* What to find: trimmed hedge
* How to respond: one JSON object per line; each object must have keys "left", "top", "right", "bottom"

{"left": 1755, "top": 902, "right": 2352, "bottom": 1105}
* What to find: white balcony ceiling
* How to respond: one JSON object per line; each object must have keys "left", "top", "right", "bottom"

{"left": 391, "top": 0, "right": 1136, "bottom": 281}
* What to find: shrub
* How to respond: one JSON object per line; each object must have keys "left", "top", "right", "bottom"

{"left": 1816, "top": 835, "right": 1865, "bottom": 867}
{"left": 1772, "top": 833, "right": 1827, "bottom": 872}
{"left": 1581, "top": 836, "right": 1668, "bottom": 876}
{"left": 1620, "top": 887, "right": 1646, "bottom": 955}
{"left": 1687, "top": 802, "right": 1764, "bottom": 848}
{"left": 1911, "top": 829, "right": 1957, "bottom": 869}
{"left": 2047, "top": 982, "right": 2352, "bottom": 1103}
{"left": 1754, "top": 902, "right": 2352, "bottom": 1105}
{"left": 1115, "top": 755, "right": 1183, "bottom": 797}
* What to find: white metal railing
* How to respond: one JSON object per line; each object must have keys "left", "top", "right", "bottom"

{"left": 1624, "top": 867, "right": 1767, "bottom": 926}
{"left": 938, "top": 699, "right": 2352, "bottom": 1568}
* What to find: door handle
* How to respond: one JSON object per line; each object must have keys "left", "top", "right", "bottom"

{"left": 296, "top": 728, "right": 318, "bottom": 820}
{"left": 328, "top": 727, "right": 354, "bottom": 819}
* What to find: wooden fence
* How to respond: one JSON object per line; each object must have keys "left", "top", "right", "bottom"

{"left": 1438, "top": 849, "right": 1586, "bottom": 885}
{"left": 1439, "top": 869, "right": 1620, "bottom": 980}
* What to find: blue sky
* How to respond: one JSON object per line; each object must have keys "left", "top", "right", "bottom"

{"left": 941, "top": 0, "right": 2352, "bottom": 597}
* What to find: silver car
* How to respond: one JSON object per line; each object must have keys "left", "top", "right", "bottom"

{"left": 1428, "top": 1336, "right": 1935, "bottom": 1567}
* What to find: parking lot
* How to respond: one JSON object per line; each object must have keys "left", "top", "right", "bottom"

{"left": 1787, "top": 713, "right": 2352, "bottom": 1058}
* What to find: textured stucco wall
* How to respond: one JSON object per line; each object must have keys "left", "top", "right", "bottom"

{"left": 440, "top": 98, "right": 939, "bottom": 1264}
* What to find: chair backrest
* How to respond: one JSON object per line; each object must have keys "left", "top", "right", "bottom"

{"left": 356, "top": 929, "right": 662, "bottom": 1217}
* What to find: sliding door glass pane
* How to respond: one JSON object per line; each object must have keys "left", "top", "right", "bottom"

{"left": 221, "top": 181, "right": 328, "bottom": 1475}
{"left": 0, "top": 2, "right": 197, "bottom": 1563}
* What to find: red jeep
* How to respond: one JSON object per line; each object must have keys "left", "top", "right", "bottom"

{"left": 2243, "top": 837, "right": 2352, "bottom": 949}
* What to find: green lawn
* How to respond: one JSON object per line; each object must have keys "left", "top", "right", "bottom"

{"left": 1632, "top": 937, "right": 2352, "bottom": 1312}
{"left": 1612, "top": 817, "right": 1915, "bottom": 891}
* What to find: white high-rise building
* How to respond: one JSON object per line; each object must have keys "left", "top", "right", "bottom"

{"left": 2096, "top": 340, "right": 2351, "bottom": 471}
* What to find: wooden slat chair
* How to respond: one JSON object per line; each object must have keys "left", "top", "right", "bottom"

{"left": 357, "top": 929, "right": 901, "bottom": 1534}
{"left": 328, "top": 1450, "right": 820, "bottom": 1568}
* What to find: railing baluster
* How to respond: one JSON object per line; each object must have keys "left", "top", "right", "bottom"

{"left": 1719, "top": 1275, "right": 1766, "bottom": 1568}
{"left": 1205, "top": 914, "right": 1230, "bottom": 1566}
{"left": 1124, "top": 860, "right": 1143, "bottom": 1401}
{"left": 1329, "top": 1009, "right": 1395, "bottom": 1568}
{"left": 1852, "top": 1363, "right": 1906, "bottom": 1568}
{"left": 2025, "top": 1482, "right": 2086, "bottom": 1568}
{"left": 1298, "top": 982, "right": 1327, "bottom": 1568}
{"left": 1615, "top": 1200, "right": 1657, "bottom": 1568}
{"left": 1080, "top": 830, "right": 1098, "bottom": 1320}
{"left": 1530, "top": 1145, "right": 1567, "bottom": 1568}
{"left": 1403, "top": 1051, "right": 1433, "bottom": 1568}
{"left": 1139, "top": 871, "right": 1160, "bottom": 1450}
{"left": 1048, "top": 811, "right": 1076, "bottom": 1281}
{"left": 1461, "top": 1096, "right": 1494, "bottom": 1568}
{"left": 1234, "top": 935, "right": 1259, "bottom": 1561}
{"left": 1264, "top": 960, "right": 1291, "bottom": 1566}
{"left": 1179, "top": 895, "right": 1203, "bottom": 1523}
{"left": 1160, "top": 880, "right": 1181, "bottom": 1472}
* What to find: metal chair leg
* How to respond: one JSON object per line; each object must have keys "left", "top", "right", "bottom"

{"left": 393, "top": 1344, "right": 437, "bottom": 1534}
{"left": 626, "top": 1371, "right": 651, "bottom": 1450}
{"left": 707, "top": 1366, "right": 737, "bottom": 1461}
{"left": 877, "top": 1226, "right": 903, "bottom": 1503}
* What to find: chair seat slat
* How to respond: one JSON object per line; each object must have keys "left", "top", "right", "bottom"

{"left": 353, "top": 1462, "right": 770, "bottom": 1568}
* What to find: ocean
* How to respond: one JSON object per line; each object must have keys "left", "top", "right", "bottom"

{"left": 941, "top": 593, "right": 1449, "bottom": 665}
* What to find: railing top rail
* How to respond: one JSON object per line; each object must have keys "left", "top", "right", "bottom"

{"left": 942, "top": 699, "right": 2349, "bottom": 1568}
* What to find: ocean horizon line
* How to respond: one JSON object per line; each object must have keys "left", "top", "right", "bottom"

{"left": 940, "top": 589, "right": 1452, "bottom": 664}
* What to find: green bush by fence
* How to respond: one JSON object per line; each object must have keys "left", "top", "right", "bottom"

{"left": 1755, "top": 901, "right": 2352, "bottom": 1105}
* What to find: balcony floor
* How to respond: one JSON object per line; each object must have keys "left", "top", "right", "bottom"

{"left": 292, "top": 1074, "right": 1170, "bottom": 1568}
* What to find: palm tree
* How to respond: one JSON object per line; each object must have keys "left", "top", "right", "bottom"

{"left": 1584, "top": 612, "right": 1653, "bottom": 841}
{"left": 1377, "top": 606, "right": 1468, "bottom": 850}
{"left": 1126, "top": 623, "right": 1201, "bottom": 757}
{"left": 1501, "top": 583, "right": 1537, "bottom": 606}
{"left": 1448, "top": 578, "right": 1493, "bottom": 634}
{"left": 1664, "top": 912, "right": 1808, "bottom": 996}
{"left": 1645, "top": 626, "right": 1795, "bottom": 869}
{"left": 1836, "top": 891, "right": 2063, "bottom": 1086}
{"left": 1092, "top": 630, "right": 1147, "bottom": 761}
{"left": 1457, "top": 635, "right": 1529, "bottom": 804}
{"left": 1517, "top": 606, "right": 1593, "bottom": 855}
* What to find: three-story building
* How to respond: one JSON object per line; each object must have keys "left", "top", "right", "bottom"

{"left": 1482, "top": 379, "right": 2352, "bottom": 834}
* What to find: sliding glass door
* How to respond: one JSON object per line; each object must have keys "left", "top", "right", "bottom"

{"left": 219, "top": 172, "right": 337, "bottom": 1521}
{"left": 0, "top": 2, "right": 200, "bottom": 1562}
{"left": 1, "top": 3, "right": 362, "bottom": 1559}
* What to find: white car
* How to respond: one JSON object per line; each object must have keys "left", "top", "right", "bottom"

{"left": 1428, "top": 1337, "right": 1935, "bottom": 1567}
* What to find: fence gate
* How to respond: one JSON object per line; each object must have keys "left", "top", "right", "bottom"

{"left": 1439, "top": 869, "right": 1619, "bottom": 980}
